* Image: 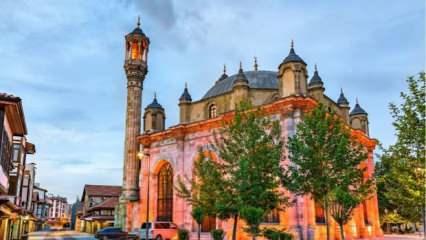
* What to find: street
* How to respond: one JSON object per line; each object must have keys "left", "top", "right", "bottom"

{"left": 28, "top": 231, "right": 95, "bottom": 240}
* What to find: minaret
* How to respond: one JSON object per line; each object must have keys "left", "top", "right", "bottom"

{"left": 122, "top": 17, "right": 150, "bottom": 201}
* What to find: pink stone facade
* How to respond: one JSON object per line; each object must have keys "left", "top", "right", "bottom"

{"left": 126, "top": 105, "right": 383, "bottom": 240}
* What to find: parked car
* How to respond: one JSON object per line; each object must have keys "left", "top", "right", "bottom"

{"left": 138, "top": 221, "right": 178, "bottom": 240}
{"left": 95, "top": 227, "right": 128, "bottom": 239}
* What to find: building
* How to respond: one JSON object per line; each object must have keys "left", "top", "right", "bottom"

{"left": 0, "top": 93, "right": 38, "bottom": 240}
{"left": 47, "top": 195, "right": 70, "bottom": 229}
{"left": 32, "top": 183, "right": 50, "bottom": 230}
{"left": 80, "top": 185, "right": 120, "bottom": 234}
{"left": 120, "top": 20, "right": 383, "bottom": 240}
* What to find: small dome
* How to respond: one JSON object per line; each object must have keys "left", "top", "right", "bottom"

{"left": 146, "top": 95, "right": 163, "bottom": 110}
{"left": 308, "top": 65, "right": 323, "bottom": 88}
{"left": 179, "top": 85, "right": 192, "bottom": 102}
{"left": 281, "top": 41, "right": 306, "bottom": 66}
{"left": 350, "top": 100, "right": 367, "bottom": 116}
{"left": 337, "top": 89, "right": 349, "bottom": 106}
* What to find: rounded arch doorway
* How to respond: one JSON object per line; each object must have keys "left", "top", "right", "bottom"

{"left": 157, "top": 162, "right": 173, "bottom": 221}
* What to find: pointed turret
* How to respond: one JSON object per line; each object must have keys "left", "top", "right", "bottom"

{"left": 179, "top": 83, "right": 192, "bottom": 102}
{"left": 280, "top": 40, "right": 306, "bottom": 66}
{"left": 350, "top": 98, "right": 369, "bottom": 135}
{"left": 308, "top": 64, "right": 324, "bottom": 89}
{"left": 337, "top": 88, "right": 349, "bottom": 106}
{"left": 278, "top": 41, "right": 308, "bottom": 97}
{"left": 337, "top": 88, "right": 350, "bottom": 123}
{"left": 307, "top": 64, "right": 324, "bottom": 100}
{"left": 179, "top": 83, "right": 192, "bottom": 123}
{"left": 143, "top": 93, "right": 165, "bottom": 132}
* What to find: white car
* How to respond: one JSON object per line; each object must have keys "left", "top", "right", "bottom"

{"left": 138, "top": 221, "right": 178, "bottom": 240}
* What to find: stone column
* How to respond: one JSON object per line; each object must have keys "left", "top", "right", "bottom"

{"left": 122, "top": 61, "right": 147, "bottom": 202}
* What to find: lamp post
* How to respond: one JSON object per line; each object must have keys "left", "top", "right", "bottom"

{"left": 138, "top": 148, "right": 150, "bottom": 240}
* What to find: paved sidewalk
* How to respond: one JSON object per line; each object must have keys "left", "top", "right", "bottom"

{"left": 383, "top": 234, "right": 425, "bottom": 240}
{"left": 28, "top": 230, "right": 95, "bottom": 240}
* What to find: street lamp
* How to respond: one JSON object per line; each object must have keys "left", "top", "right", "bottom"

{"left": 138, "top": 146, "right": 150, "bottom": 240}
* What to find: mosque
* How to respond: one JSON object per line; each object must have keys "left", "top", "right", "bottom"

{"left": 120, "top": 18, "right": 383, "bottom": 240}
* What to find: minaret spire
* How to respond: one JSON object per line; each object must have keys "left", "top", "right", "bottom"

{"left": 223, "top": 64, "right": 227, "bottom": 74}
{"left": 254, "top": 56, "right": 258, "bottom": 71}
{"left": 137, "top": 16, "right": 141, "bottom": 27}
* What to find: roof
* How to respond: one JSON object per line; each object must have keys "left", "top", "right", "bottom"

{"left": 281, "top": 46, "right": 306, "bottom": 66}
{"left": 350, "top": 102, "right": 367, "bottom": 116}
{"left": 179, "top": 86, "right": 192, "bottom": 102}
{"left": 146, "top": 96, "right": 163, "bottom": 110}
{"left": 0, "top": 93, "right": 20, "bottom": 102}
{"left": 308, "top": 66, "right": 323, "bottom": 88}
{"left": 0, "top": 92, "right": 27, "bottom": 135}
{"left": 87, "top": 197, "right": 118, "bottom": 212}
{"left": 202, "top": 70, "right": 278, "bottom": 99}
{"left": 82, "top": 185, "right": 121, "bottom": 200}
{"left": 337, "top": 90, "right": 349, "bottom": 106}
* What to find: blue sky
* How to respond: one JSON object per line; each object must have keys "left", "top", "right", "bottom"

{"left": 0, "top": 0, "right": 424, "bottom": 201}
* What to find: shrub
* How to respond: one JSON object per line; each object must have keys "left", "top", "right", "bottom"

{"left": 178, "top": 228, "right": 189, "bottom": 240}
{"left": 263, "top": 228, "right": 293, "bottom": 240}
{"left": 211, "top": 229, "right": 225, "bottom": 240}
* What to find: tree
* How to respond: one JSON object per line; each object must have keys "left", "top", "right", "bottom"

{"left": 175, "top": 150, "right": 224, "bottom": 240}
{"left": 283, "top": 104, "right": 372, "bottom": 240}
{"left": 176, "top": 102, "right": 287, "bottom": 240}
{"left": 376, "top": 72, "right": 426, "bottom": 233}
{"left": 192, "top": 207, "right": 204, "bottom": 240}
{"left": 214, "top": 102, "right": 286, "bottom": 240}
{"left": 329, "top": 183, "right": 373, "bottom": 240}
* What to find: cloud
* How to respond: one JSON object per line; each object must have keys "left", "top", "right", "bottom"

{"left": 0, "top": 0, "right": 424, "bottom": 200}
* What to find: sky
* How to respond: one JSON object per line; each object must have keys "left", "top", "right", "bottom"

{"left": 0, "top": 0, "right": 424, "bottom": 201}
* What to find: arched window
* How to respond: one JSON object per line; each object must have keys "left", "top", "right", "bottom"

{"left": 209, "top": 104, "right": 217, "bottom": 118}
{"left": 157, "top": 163, "right": 173, "bottom": 221}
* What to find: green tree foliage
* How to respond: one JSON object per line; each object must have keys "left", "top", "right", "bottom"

{"left": 376, "top": 72, "right": 426, "bottom": 231}
{"left": 215, "top": 102, "right": 286, "bottom": 240}
{"left": 176, "top": 102, "right": 286, "bottom": 240}
{"left": 192, "top": 207, "right": 204, "bottom": 240}
{"left": 284, "top": 104, "right": 372, "bottom": 240}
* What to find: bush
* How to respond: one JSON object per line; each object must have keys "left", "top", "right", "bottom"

{"left": 211, "top": 229, "right": 225, "bottom": 240}
{"left": 263, "top": 228, "right": 293, "bottom": 240}
{"left": 178, "top": 228, "right": 189, "bottom": 240}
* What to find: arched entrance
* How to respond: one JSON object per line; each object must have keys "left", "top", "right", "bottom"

{"left": 157, "top": 163, "right": 173, "bottom": 221}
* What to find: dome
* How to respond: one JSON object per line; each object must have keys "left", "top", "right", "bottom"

{"left": 350, "top": 101, "right": 367, "bottom": 116}
{"left": 308, "top": 66, "right": 323, "bottom": 88}
{"left": 146, "top": 95, "right": 163, "bottom": 110}
{"left": 202, "top": 70, "right": 278, "bottom": 99}
{"left": 179, "top": 86, "right": 192, "bottom": 102}
{"left": 337, "top": 89, "right": 349, "bottom": 106}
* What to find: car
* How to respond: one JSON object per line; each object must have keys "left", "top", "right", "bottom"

{"left": 138, "top": 221, "right": 178, "bottom": 240}
{"left": 95, "top": 227, "right": 128, "bottom": 239}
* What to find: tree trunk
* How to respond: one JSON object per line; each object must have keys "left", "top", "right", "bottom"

{"left": 339, "top": 222, "right": 345, "bottom": 240}
{"left": 232, "top": 214, "right": 238, "bottom": 240}
{"left": 198, "top": 223, "right": 201, "bottom": 240}
{"left": 324, "top": 200, "right": 330, "bottom": 240}
{"left": 423, "top": 204, "right": 426, "bottom": 237}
